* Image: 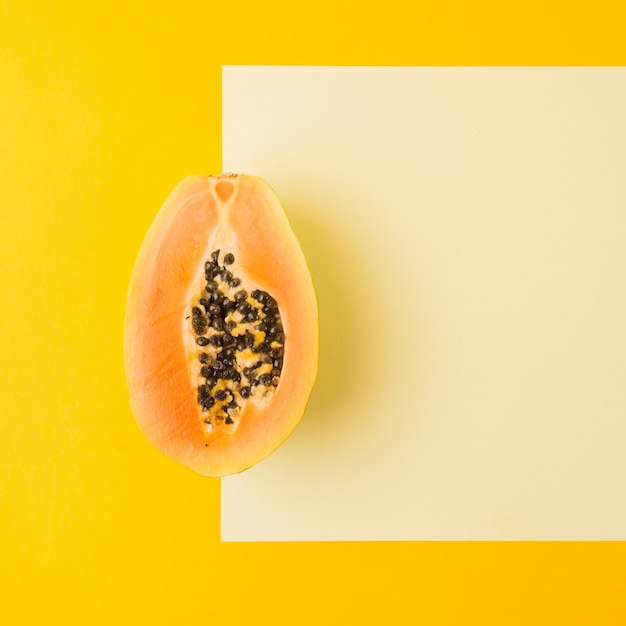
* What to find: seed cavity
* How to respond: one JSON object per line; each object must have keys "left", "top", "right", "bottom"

{"left": 189, "top": 249, "right": 285, "bottom": 435}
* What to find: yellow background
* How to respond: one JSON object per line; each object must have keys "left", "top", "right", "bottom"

{"left": 1, "top": 1, "right": 625, "bottom": 623}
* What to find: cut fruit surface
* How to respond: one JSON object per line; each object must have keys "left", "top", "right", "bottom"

{"left": 124, "top": 174, "right": 318, "bottom": 477}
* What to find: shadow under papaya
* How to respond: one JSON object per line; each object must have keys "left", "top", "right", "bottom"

{"left": 287, "top": 204, "right": 367, "bottom": 427}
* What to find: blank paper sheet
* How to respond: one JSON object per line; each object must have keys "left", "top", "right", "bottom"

{"left": 221, "top": 66, "right": 626, "bottom": 541}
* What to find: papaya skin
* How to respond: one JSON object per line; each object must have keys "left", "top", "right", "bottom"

{"left": 124, "top": 174, "right": 318, "bottom": 477}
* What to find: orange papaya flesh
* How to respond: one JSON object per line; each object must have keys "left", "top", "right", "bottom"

{"left": 124, "top": 174, "right": 318, "bottom": 477}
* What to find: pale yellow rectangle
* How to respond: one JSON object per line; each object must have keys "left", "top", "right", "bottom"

{"left": 222, "top": 66, "right": 626, "bottom": 541}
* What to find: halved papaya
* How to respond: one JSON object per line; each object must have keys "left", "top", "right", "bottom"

{"left": 124, "top": 174, "right": 318, "bottom": 477}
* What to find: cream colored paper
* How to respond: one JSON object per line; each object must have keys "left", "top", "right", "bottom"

{"left": 221, "top": 66, "right": 626, "bottom": 541}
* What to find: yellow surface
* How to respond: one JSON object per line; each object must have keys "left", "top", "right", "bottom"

{"left": 1, "top": 1, "right": 625, "bottom": 624}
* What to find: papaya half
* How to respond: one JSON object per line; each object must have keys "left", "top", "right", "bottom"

{"left": 124, "top": 174, "right": 318, "bottom": 477}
